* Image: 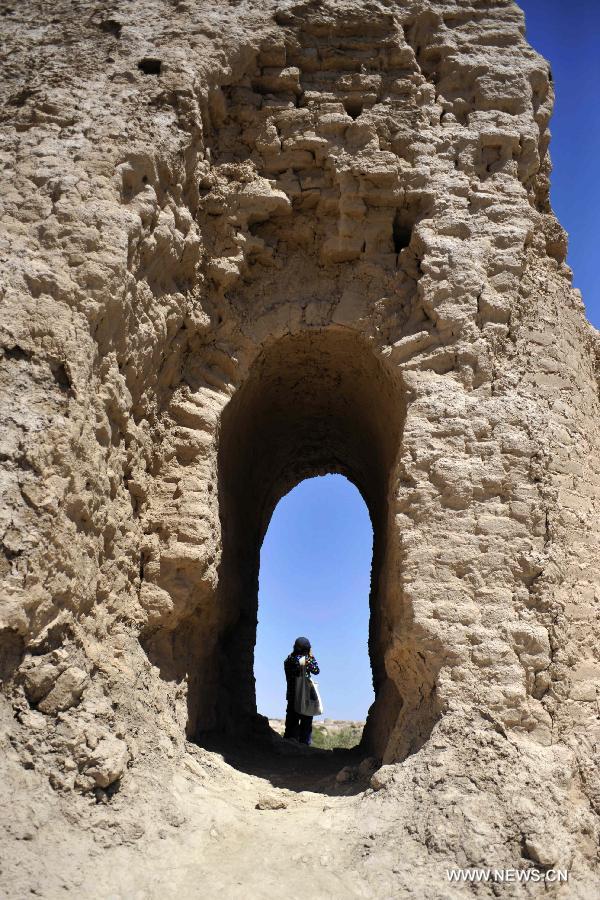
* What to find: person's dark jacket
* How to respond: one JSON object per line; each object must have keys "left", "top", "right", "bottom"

{"left": 284, "top": 653, "right": 320, "bottom": 705}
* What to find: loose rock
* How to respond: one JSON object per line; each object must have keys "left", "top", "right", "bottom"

{"left": 256, "top": 794, "right": 287, "bottom": 811}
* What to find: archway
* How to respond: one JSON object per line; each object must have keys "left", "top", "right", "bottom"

{"left": 210, "top": 327, "right": 405, "bottom": 755}
{"left": 254, "top": 474, "right": 375, "bottom": 745}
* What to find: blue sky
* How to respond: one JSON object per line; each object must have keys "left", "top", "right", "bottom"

{"left": 255, "top": 1, "right": 599, "bottom": 721}
{"left": 519, "top": 0, "right": 600, "bottom": 325}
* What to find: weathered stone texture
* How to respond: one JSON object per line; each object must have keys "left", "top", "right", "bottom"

{"left": 1, "top": 0, "right": 600, "bottom": 895}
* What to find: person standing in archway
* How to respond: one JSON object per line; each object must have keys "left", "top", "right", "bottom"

{"left": 283, "top": 636, "right": 320, "bottom": 745}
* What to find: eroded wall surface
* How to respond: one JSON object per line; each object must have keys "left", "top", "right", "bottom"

{"left": 1, "top": 0, "right": 600, "bottom": 891}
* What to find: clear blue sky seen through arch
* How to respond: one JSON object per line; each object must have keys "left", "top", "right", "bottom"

{"left": 255, "top": 475, "right": 375, "bottom": 721}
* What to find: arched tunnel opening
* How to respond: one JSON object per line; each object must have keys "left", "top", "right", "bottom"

{"left": 254, "top": 473, "right": 375, "bottom": 748}
{"left": 200, "top": 327, "right": 406, "bottom": 759}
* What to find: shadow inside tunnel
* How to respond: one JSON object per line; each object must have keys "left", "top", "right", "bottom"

{"left": 194, "top": 725, "right": 377, "bottom": 797}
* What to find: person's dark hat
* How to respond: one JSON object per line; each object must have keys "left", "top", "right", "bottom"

{"left": 293, "top": 636, "right": 311, "bottom": 654}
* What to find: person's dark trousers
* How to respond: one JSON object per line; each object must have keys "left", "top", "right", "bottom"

{"left": 284, "top": 702, "right": 299, "bottom": 740}
{"left": 284, "top": 704, "right": 313, "bottom": 744}
{"left": 298, "top": 713, "right": 313, "bottom": 745}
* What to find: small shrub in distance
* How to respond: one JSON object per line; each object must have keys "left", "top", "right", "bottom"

{"left": 311, "top": 723, "right": 363, "bottom": 750}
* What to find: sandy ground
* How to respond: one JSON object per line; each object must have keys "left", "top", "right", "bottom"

{"left": 2, "top": 726, "right": 403, "bottom": 900}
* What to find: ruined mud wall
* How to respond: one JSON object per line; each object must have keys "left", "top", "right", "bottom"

{"left": 1, "top": 0, "right": 600, "bottom": 874}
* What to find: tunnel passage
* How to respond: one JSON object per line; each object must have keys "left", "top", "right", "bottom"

{"left": 208, "top": 327, "right": 406, "bottom": 754}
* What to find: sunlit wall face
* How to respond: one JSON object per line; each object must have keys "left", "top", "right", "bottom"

{"left": 254, "top": 474, "right": 374, "bottom": 722}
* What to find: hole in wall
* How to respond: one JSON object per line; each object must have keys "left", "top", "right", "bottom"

{"left": 138, "top": 58, "right": 162, "bottom": 76}
{"left": 3, "top": 345, "right": 31, "bottom": 362}
{"left": 0, "top": 629, "right": 24, "bottom": 684}
{"left": 343, "top": 96, "right": 363, "bottom": 119}
{"left": 392, "top": 208, "right": 414, "bottom": 254}
{"left": 49, "top": 360, "right": 73, "bottom": 395}
{"left": 100, "top": 19, "right": 122, "bottom": 38}
{"left": 391, "top": 195, "right": 432, "bottom": 264}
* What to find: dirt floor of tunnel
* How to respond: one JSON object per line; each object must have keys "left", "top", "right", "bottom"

{"left": 195, "top": 728, "right": 375, "bottom": 796}
{"left": 159, "top": 740, "right": 393, "bottom": 900}
{"left": 0, "top": 719, "right": 394, "bottom": 899}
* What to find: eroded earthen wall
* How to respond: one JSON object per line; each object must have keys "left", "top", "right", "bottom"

{"left": 1, "top": 0, "right": 600, "bottom": 882}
